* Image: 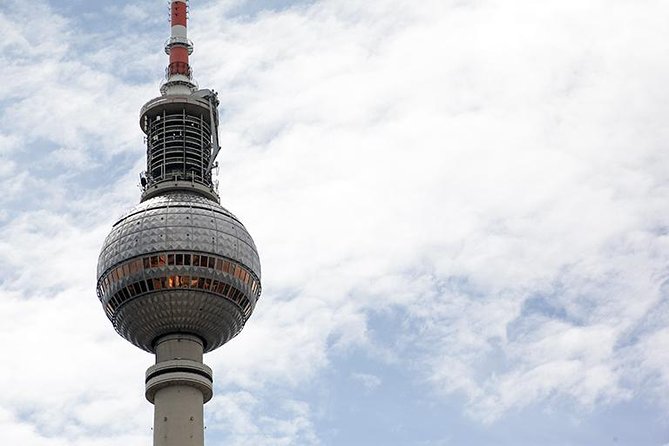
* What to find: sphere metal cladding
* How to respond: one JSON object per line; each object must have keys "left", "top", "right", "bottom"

{"left": 97, "top": 192, "right": 261, "bottom": 353}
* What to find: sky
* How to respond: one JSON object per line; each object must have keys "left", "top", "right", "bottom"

{"left": 1, "top": 0, "right": 669, "bottom": 445}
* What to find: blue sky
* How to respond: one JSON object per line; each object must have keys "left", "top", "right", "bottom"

{"left": 1, "top": 0, "right": 669, "bottom": 445}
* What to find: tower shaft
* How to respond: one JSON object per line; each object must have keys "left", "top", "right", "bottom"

{"left": 146, "top": 334, "right": 213, "bottom": 446}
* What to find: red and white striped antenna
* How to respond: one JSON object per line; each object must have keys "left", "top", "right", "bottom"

{"left": 161, "top": 0, "right": 197, "bottom": 95}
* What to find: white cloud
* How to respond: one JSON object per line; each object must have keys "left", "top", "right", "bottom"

{"left": 207, "top": 393, "right": 319, "bottom": 446}
{"left": 193, "top": 0, "right": 669, "bottom": 422}
{"left": 352, "top": 372, "right": 381, "bottom": 391}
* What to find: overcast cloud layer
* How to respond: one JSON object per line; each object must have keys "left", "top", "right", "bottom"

{"left": 1, "top": 0, "right": 669, "bottom": 445}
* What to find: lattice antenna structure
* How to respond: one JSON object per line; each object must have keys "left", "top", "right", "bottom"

{"left": 96, "top": 2, "right": 261, "bottom": 446}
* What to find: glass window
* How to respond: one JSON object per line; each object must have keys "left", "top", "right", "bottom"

{"left": 192, "top": 255, "right": 200, "bottom": 267}
{"left": 168, "top": 276, "right": 176, "bottom": 287}
{"left": 122, "top": 264, "right": 130, "bottom": 277}
{"left": 223, "top": 261, "right": 231, "bottom": 274}
{"left": 158, "top": 255, "right": 166, "bottom": 266}
{"left": 144, "top": 257, "right": 150, "bottom": 269}
{"left": 211, "top": 280, "right": 219, "bottom": 292}
{"left": 184, "top": 254, "right": 191, "bottom": 266}
{"left": 204, "top": 278, "right": 212, "bottom": 290}
{"left": 153, "top": 278, "right": 162, "bottom": 290}
{"left": 176, "top": 254, "right": 183, "bottom": 266}
{"left": 168, "top": 254, "right": 175, "bottom": 265}
{"left": 192, "top": 277, "right": 200, "bottom": 288}
{"left": 151, "top": 256, "right": 160, "bottom": 267}
{"left": 139, "top": 281, "right": 148, "bottom": 293}
{"left": 208, "top": 257, "right": 215, "bottom": 269}
{"left": 215, "top": 259, "right": 223, "bottom": 271}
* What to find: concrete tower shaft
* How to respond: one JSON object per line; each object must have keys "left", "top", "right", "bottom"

{"left": 146, "top": 334, "right": 212, "bottom": 446}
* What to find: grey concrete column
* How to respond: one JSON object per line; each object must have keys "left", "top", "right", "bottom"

{"left": 146, "top": 334, "right": 213, "bottom": 446}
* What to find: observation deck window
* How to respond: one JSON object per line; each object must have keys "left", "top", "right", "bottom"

{"left": 98, "top": 251, "right": 262, "bottom": 313}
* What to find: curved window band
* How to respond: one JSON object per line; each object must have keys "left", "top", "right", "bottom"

{"left": 97, "top": 251, "right": 260, "bottom": 301}
{"left": 103, "top": 274, "right": 253, "bottom": 321}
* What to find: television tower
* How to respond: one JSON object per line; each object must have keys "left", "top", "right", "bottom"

{"left": 96, "top": 2, "right": 261, "bottom": 445}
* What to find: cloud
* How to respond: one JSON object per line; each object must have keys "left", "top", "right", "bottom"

{"left": 351, "top": 372, "right": 382, "bottom": 392}
{"left": 207, "top": 393, "right": 319, "bottom": 446}
{"left": 192, "top": 0, "right": 669, "bottom": 423}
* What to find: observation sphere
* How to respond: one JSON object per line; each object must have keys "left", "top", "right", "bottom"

{"left": 96, "top": 191, "right": 261, "bottom": 353}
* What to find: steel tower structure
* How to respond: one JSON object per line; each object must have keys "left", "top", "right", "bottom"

{"left": 96, "top": 2, "right": 261, "bottom": 445}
